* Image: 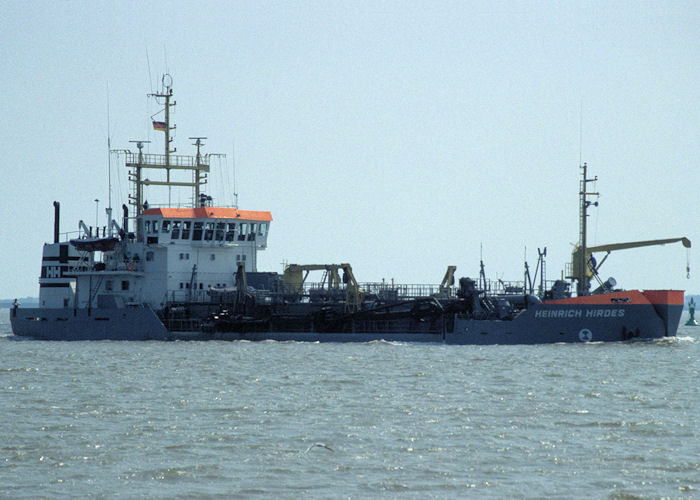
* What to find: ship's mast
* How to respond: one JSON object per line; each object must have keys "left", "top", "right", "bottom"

{"left": 189, "top": 136, "right": 207, "bottom": 204}
{"left": 149, "top": 74, "right": 176, "bottom": 205}
{"left": 123, "top": 74, "right": 211, "bottom": 222}
{"left": 577, "top": 162, "right": 599, "bottom": 296}
{"left": 128, "top": 140, "right": 150, "bottom": 219}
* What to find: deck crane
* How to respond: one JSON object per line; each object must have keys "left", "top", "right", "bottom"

{"left": 282, "top": 263, "right": 364, "bottom": 312}
{"left": 568, "top": 237, "right": 691, "bottom": 293}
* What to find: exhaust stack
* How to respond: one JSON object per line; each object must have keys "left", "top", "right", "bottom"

{"left": 53, "top": 201, "right": 60, "bottom": 243}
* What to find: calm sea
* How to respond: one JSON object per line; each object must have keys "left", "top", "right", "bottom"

{"left": 1, "top": 310, "right": 698, "bottom": 499}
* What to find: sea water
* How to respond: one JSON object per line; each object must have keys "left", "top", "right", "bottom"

{"left": 1, "top": 311, "right": 698, "bottom": 499}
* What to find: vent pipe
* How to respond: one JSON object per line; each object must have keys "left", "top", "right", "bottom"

{"left": 122, "top": 204, "right": 129, "bottom": 234}
{"left": 53, "top": 201, "right": 60, "bottom": 243}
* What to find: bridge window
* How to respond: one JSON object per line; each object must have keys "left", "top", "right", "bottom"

{"left": 226, "top": 223, "right": 236, "bottom": 242}
{"left": 204, "top": 222, "right": 214, "bottom": 241}
{"left": 153, "top": 221, "right": 159, "bottom": 233}
{"left": 238, "top": 223, "right": 248, "bottom": 241}
{"left": 193, "top": 222, "right": 203, "bottom": 240}
{"left": 259, "top": 223, "right": 267, "bottom": 236}
{"left": 171, "top": 221, "right": 181, "bottom": 239}
{"left": 182, "top": 221, "right": 191, "bottom": 239}
{"left": 144, "top": 220, "right": 151, "bottom": 233}
{"left": 162, "top": 220, "right": 171, "bottom": 233}
{"left": 121, "top": 280, "right": 129, "bottom": 291}
{"left": 215, "top": 222, "right": 225, "bottom": 241}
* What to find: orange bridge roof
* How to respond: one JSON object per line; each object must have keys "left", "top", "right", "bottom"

{"left": 142, "top": 207, "right": 272, "bottom": 221}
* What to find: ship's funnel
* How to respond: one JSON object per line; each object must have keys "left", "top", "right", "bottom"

{"left": 53, "top": 201, "right": 60, "bottom": 243}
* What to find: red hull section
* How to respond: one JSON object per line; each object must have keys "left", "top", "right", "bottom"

{"left": 545, "top": 290, "right": 684, "bottom": 306}
{"left": 542, "top": 289, "right": 684, "bottom": 340}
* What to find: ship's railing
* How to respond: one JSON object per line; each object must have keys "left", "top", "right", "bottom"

{"left": 163, "top": 317, "right": 202, "bottom": 332}
{"left": 55, "top": 229, "right": 106, "bottom": 242}
{"left": 55, "top": 230, "right": 82, "bottom": 242}
{"left": 359, "top": 282, "right": 454, "bottom": 299}
{"left": 166, "top": 289, "right": 214, "bottom": 304}
{"left": 482, "top": 278, "right": 561, "bottom": 296}
{"left": 301, "top": 278, "right": 563, "bottom": 299}
{"left": 124, "top": 152, "right": 210, "bottom": 168}
{"left": 134, "top": 202, "right": 240, "bottom": 210}
{"left": 163, "top": 278, "right": 565, "bottom": 306}
{"left": 563, "top": 262, "right": 574, "bottom": 280}
{"left": 295, "top": 281, "right": 454, "bottom": 299}
{"left": 58, "top": 228, "right": 124, "bottom": 242}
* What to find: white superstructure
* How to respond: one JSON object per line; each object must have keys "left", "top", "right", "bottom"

{"left": 34, "top": 73, "right": 272, "bottom": 314}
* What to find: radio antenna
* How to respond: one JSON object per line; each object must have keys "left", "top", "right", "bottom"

{"left": 106, "top": 83, "right": 113, "bottom": 236}
{"left": 232, "top": 139, "right": 239, "bottom": 208}
{"left": 107, "top": 83, "right": 112, "bottom": 211}
{"left": 579, "top": 100, "right": 583, "bottom": 167}
{"left": 146, "top": 48, "right": 154, "bottom": 94}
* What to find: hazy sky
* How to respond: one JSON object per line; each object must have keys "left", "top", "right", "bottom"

{"left": 1, "top": 0, "right": 698, "bottom": 299}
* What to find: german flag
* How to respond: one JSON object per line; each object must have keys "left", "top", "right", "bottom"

{"left": 152, "top": 121, "right": 167, "bottom": 131}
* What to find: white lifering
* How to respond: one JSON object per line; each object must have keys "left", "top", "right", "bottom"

{"left": 127, "top": 261, "right": 136, "bottom": 271}
{"left": 578, "top": 328, "right": 593, "bottom": 342}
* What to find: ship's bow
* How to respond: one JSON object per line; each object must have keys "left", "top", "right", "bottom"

{"left": 642, "top": 290, "right": 685, "bottom": 337}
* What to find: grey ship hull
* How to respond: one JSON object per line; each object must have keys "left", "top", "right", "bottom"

{"left": 10, "top": 306, "right": 169, "bottom": 341}
{"left": 10, "top": 290, "right": 683, "bottom": 344}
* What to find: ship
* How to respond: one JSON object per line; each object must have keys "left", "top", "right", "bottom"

{"left": 10, "top": 76, "right": 691, "bottom": 344}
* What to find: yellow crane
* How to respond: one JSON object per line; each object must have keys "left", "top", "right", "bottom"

{"left": 282, "top": 263, "right": 364, "bottom": 312}
{"left": 438, "top": 265, "right": 457, "bottom": 297}
{"left": 568, "top": 237, "right": 691, "bottom": 291}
